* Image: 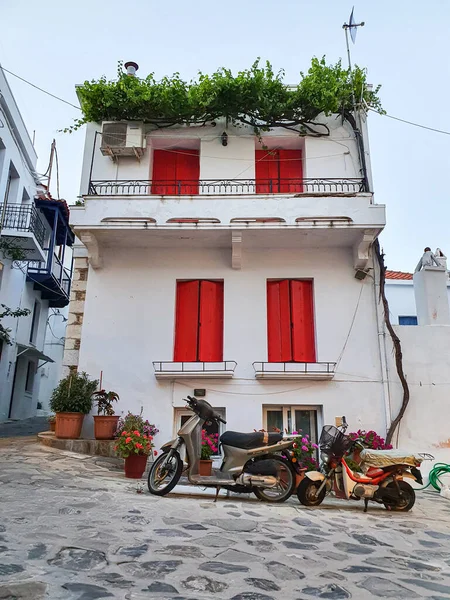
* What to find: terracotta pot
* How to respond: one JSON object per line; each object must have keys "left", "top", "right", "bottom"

{"left": 93, "top": 415, "right": 119, "bottom": 440}
{"left": 199, "top": 459, "right": 213, "bottom": 476}
{"left": 124, "top": 453, "right": 148, "bottom": 479}
{"left": 49, "top": 421, "right": 56, "bottom": 432}
{"left": 55, "top": 412, "right": 84, "bottom": 439}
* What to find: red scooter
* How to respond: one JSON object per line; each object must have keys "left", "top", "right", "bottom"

{"left": 297, "top": 419, "right": 429, "bottom": 512}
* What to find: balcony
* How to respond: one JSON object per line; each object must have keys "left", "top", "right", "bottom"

{"left": 0, "top": 204, "right": 46, "bottom": 261}
{"left": 27, "top": 250, "right": 72, "bottom": 308}
{"left": 153, "top": 361, "right": 237, "bottom": 379}
{"left": 89, "top": 178, "right": 367, "bottom": 196}
{"left": 253, "top": 361, "right": 336, "bottom": 380}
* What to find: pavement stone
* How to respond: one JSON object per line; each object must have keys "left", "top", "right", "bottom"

{"left": 0, "top": 438, "right": 450, "bottom": 598}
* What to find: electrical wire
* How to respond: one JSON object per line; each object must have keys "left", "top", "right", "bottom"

{"left": 0, "top": 65, "right": 81, "bottom": 111}
{"left": 54, "top": 144, "right": 61, "bottom": 199}
{"left": 368, "top": 107, "right": 450, "bottom": 136}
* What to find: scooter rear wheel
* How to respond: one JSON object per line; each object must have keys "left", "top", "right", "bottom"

{"left": 297, "top": 478, "right": 326, "bottom": 507}
{"left": 382, "top": 480, "right": 416, "bottom": 512}
{"left": 148, "top": 452, "right": 183, "bottom": 496}
{"left": 253, "top": 456, "right": 296, "bottom": 503}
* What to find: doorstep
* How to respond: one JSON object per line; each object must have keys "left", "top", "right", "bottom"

{"left": 38, "top": 431, "right": 118, "bottom": 458}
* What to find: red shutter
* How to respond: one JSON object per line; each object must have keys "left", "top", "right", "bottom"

{"left": 290, "top": 280, "right": 316, "bottom": 362}
{"left": 152, "top": 150, "right": 177, "bottom": 195}
{"left": 174, "top": 281, "right": 200, "bottom": 361}
{"left": 267, "top": 280, "right": 292, "bottom": 362}
{"left": 279, "top": 149, "right": 303, "bottom": 193}
{"left": 198, "top": 281, "right": 224, "bottom": 361}
{"left": 175, "top": 150, "right": 199, "bottom": 195}
{"left": 255, "top": 150, "right": 280, "bottom": 193}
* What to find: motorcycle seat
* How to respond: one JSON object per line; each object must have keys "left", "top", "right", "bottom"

{"left": 220, "top": 431, "right": 283, "bottom": 449}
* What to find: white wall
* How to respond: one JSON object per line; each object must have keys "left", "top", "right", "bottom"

{"left": 385, "top": 279, "right": 450, "bottom": 325}
{"left": 77, "top": 245, "right": 386, "bottom": 444}
{"left": 38, "top": 307, "right": 68, "bottom": 414}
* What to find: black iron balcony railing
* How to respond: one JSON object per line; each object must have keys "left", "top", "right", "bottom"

{"left": 0, "top": 204, "right": 46, "bottom": 248}
{"left": 88, "top": 178, "right": 367, "bottom": 196}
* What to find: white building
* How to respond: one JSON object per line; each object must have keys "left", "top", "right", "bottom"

{"left": 0, "top": 69, "right": 73, "bottom": 421}
{"left": 66, "top": 65, "right": 388, "bottom": 445}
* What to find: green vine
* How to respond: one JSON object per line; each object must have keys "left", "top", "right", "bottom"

{"left": 68, "top": 57, "right": 383, "bottom": 136}
{"left": 0, "top": 304, "right": 31, "bottom": 346}
{"left": 0, "top": 238, "right": 27, "bottom": 261}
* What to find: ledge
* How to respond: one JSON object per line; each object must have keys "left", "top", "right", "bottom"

{"left": 153, "top": 361, "right": 237, "bottom": 379}
{"left": 253, "top": 361, "right": 336, "bottom": 380}
{"left": 38, "top": 431, "right": 119, "bottom": 458}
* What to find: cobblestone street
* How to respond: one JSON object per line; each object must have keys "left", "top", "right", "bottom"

{"left": 1, "top": 438, "right": 450, "bottom": 599}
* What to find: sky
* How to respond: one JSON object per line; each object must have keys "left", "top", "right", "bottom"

{"left": 1, "top": 0, "right": 449, "bottom": 272}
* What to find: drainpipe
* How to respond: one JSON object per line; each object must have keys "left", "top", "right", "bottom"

{"left": 372, "top": 251, "right": 392, "bottom": 436}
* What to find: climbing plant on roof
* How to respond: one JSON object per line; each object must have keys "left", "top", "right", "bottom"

{"left": 68, "top": 57, "right": 383, "bottom": 136}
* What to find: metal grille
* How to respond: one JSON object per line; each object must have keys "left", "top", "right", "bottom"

{"left": 0, "top": 204, "right": 46, "bottom": 248}
{"left": 101, "top": 122, "right": 127, "bottom": 147}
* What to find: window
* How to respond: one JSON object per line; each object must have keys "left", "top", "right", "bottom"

{"left": 175, "top": 407, "right": 226, "bottom": 457}
{"left": 25, "top": 361, "right": 35, "bottom": 393}
{"left": 0, "top": 261, "right": 4, "bottom": 291}
{"left": 399, "top": 316, "right": 418, "bottom": 326}
{"left": 152, "top": 149, "right": 200, "bottom": 195}
{"left": 5, "top": 162, "right": 20, "bottom": 204}
{"left": 267, "top": 279, "right": 315, "bottom": 362}
{"left": 29, "top": 301, "right": 41, "bottom": 345}
{"left": 174, "top": 280, "right": 224, "bottom": 361}
{"left": 255, "top": 149, "right": 303, "bottom": 194}
{"left": 264, "top": 406, "right": 319, "bottom": 442}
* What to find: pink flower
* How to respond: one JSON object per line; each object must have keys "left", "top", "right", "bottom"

{"left": 154, "top": 450, "right": 158, "bottom": 456}
{"left": 135, "top": 442, "right": 143, "bottom": 450}
{"left": 292, "top": 431, "right": 298, "bottom": 435}
{"left": 133, "top": 430, "right": 140, "bottom": 437}
{"left": 125, "top": 437, "right": 132, "bottom": 444}
{"left": 301, "top": 437, "right": 308, "bottom": 444}
{"left": 301, "top": 445, "right": 308, "bottom": 452}
{"left": 312, "top": 443, "right": 319, "bottom": 449}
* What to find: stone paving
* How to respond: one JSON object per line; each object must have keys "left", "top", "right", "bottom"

{"left": 1, "top": 438, "right": 450, "bottom": 599}
{"left": 0, "top": 417, "right": 48, "bottom": 438}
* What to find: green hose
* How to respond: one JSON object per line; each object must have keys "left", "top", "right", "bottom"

{"left": 418, "top": 463, "right": 450, "bottom": 491}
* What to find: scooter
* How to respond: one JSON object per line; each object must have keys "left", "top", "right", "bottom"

{"left": 297, "top": 417, "right": 429, "bottom": 512}
{"left": 148, "top": 396, "right": 296, "bottom": 502}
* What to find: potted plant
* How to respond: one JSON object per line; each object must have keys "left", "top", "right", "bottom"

{"left": 92, "top": 389, "right": 120, "bottom": 440}
{"left": 115, "top": 430, "right": 155, "bottom": 478}
{"left": 48, "top": 415, "right": 56, "bottom": 432}
{"left": 50, "top": 372, "right": 99, "bottom": 439}
{"left": 290, "top": 432, "right": 319, "bottom": 489}
{"left": 200, "top": 430, "right": 218, "bottom": 476}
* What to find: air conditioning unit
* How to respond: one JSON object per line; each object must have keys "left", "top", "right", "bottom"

{"left": 100, "top": 121, "right": 146, "bottom": 159}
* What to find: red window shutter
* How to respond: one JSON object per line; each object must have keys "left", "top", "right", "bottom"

{"left": 290, "top": 280, "right": 316, "bottom": 362}
{"left": 198, "top": 281, "right": 224, "bottom": 361}
{"left": 279, "top": 149, "right": 303, "bottom": 193}
{"left": 152, "top": 150, "right": 177, "bottom": 195}
{"left": 174, "top": 281, "right": 200, "bottom": 361}
{"left": 175, "top": 150, "right": 200, "bottom": 195}
{"left": 267, "top": 280, "right": 292, "bottom": 362}
{"left": 255, "top": 150, "right": 280, "bottom": 193}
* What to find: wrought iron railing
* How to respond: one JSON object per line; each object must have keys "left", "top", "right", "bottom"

{"left": 28, "top": 251, "right": 71, "bottom": 297}
{"left": 253, "top": 361, "right": 336, "bottom": 374}
{"left": 153, "top": 361, "right": 237, "bottom": 374}
{"left": 88, "top": 178, "right": 366, "bottom": 196}
{"left": 0, "top": 204, "right": 46, "bottom": 248}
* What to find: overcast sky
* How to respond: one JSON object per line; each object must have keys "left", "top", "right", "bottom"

{"left": 1, "top": 1, "right": 449, "bottom": 272}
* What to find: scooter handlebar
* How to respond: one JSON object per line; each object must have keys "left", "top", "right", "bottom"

{"left": 185, "top": 396, "right": 226, "bottom": 424}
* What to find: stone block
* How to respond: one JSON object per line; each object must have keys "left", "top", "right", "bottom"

{"left": 66, "top": 324, "right": 82, "bottom": 339}
{"left": 64, "top": 338, "right": 77, "bottom": 350}
{"left": 72, "top": 279, "right": 87, "bottom": 291}
{"left": 74, "top": 257, "right": 89, "bottom": 269}
{"left": 63, "top": 349, "right": 79, "bottom": 366}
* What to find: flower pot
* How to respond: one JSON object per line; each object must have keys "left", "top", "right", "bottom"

{"left": 49, "top": 421, "right": 56, "bottom": 432}
{"left": 199, "top": 459, "right": 213, "bottom": 476}
{"left": 55, "top": 412, "right": 84, "bottom": 439}
{"left": 124, "top": 454, "right": 148, "bottom": 479}
{"left": 93, "top": 415, "right": 119, "bottom": 440}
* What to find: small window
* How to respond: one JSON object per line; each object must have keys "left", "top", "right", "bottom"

{"left": 399, "top": 316, "right": 418, "bottom": 326}
{"left": 25, "top": 361, "right": 35, "bottom": 393}
{"left": 29, "top": 301, "right": 41, "bottom": 344}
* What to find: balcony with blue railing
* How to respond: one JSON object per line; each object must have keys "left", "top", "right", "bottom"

{"left": 27, "top": 250, "right": 72, "bottom": 308}
{"left": 0, "top": 204, "right": 47, "bottom": 261}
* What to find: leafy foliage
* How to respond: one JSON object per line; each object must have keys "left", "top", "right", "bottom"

{"left": 0, "top": 238, "right": 27, "bottom": 261}
{"left": 290, "top": 432, "right": 319, "bottom": 472}
{"left": 348, "top": 429, "right": 393, "bottom": 450}
{"left": 93, "top": 389, "right": 119, "bottom": 416}
{"left": 0, "top": 304, "right": 31, "bottom": 346}
{"left": 114, "top": 429, "right": 155, "bottom": 458}
{"left": 115, "top": 410, "right": 159, "bottom": 438}
{"left": 69, "top": 57, "right": 383, "bottom": 136}
{"left": 50, "top": 371, "right": 99, "bottom": 414}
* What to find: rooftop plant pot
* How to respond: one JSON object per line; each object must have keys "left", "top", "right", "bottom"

{"left": 55, "top": 412, "right": 84, "bottom": 439}
{"left": 124, "top": 454, "right": 148, "bottom": 479}
{"left": 93, "top": 415, "right": 119, "bottom": 440}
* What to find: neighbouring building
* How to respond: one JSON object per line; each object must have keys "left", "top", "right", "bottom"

{"left": 0, "top": 68, "right": 73, "bottom": 421}
{"left": 66, "top": 62, "right": 389, "bottom": 447}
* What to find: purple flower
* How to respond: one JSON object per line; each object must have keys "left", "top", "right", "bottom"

{"left": 312, "top": 443, "right": 319, "bottom": 449}
{"left": 301, "top": 437, "right": 308, "bottom": 444}
{"left": 301, "top": 445, "right": 308, "bottom": 452}
{"left": 292, "top": 431, "right": 298, "bottom": 435}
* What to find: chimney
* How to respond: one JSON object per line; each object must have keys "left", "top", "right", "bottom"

{"left": 124, "top": 61, "right": 139, "bottom": 77}
{"left": 414, "top": 264, "right": 450, "bottom": 325}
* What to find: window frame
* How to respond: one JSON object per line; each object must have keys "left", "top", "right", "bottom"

{"left": 29, "top": 300, "right": 41, "bottom": 345}
{"left": 398, "top": 316, "right": 418, "bottom": 326}
{"left": 25, "top": 360, "right": 36, "bottom": 394}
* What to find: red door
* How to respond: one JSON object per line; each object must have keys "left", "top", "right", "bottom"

{"left": 279, "top": 149, "right": 303, "bottom": 193}
{"left": 198, "top": 281, "right": 224, "bottom": 361}
{"left": 152, "top": 149, "right": 199, "bottom": 195}
{"left": 267, "top": 280, "right": 293, "bottom": 361}
{"left": 290, "top": 280, "right": 316, "bottom": 361}
{"left": 255, "top": 150, "right": 280, "bottom": 193}
{"left": 176, "top": 150, "right": 200, "bottom": 195}
{"left": 174, "top": 281, "right": 200, "bottom": 361}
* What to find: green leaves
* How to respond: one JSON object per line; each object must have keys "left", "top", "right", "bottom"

{"left": 69, "top": 57, "right": 383, "bottom": 134}
{"left": 50, "top": 371, "right": 99, "bottom": 414}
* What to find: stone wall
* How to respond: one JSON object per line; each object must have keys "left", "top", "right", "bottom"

{"left": 62, "top": 256, "right": 89, "bottom": 377}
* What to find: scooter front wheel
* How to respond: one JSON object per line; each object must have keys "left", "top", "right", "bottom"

{"left": 253, "top": 456, "right": 296, "bottom": 503}
{"left": 297, "top": 478, "right": 326, "bottom": 507}
{"left": 148, "top": 452, "right": 183, "bottom": 496}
